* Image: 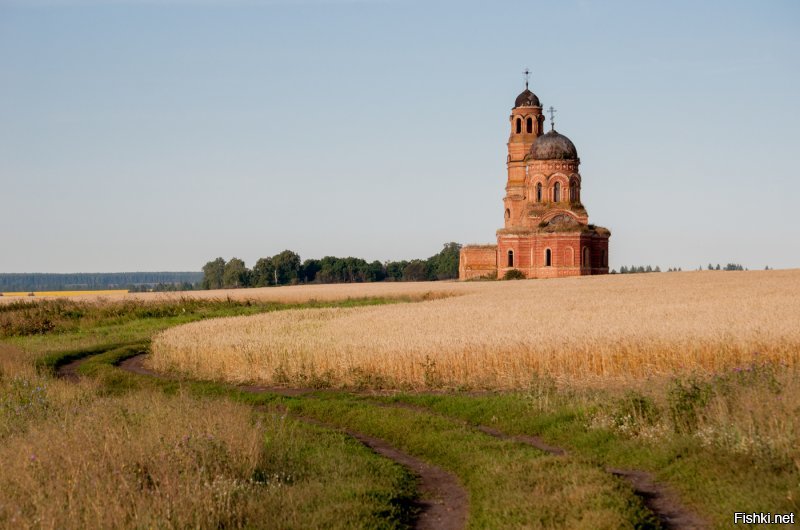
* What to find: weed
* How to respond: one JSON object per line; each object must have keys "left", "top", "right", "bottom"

{"left": 667, "top": 376, "right": 713, "bottom": 433}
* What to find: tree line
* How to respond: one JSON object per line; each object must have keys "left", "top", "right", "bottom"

{"left": 611, "top": 263, "right": 749, "bottom": 274}
{"left": 703, "top": 263, "right": 746, "bottom": 271}
{"left": 613, "top": 265, "right": 663, "bottom": 274}
{"left": 0, "top": 272, "right": 203, "bottom": 292}
{"left": 201, "top": 243, "right": 462, "bottom": 289}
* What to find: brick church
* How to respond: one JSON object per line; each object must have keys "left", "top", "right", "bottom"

{"left": 459, "top": 78, "right": 610, "bottom": 280}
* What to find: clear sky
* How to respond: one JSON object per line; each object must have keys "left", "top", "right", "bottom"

{"left": 1, "top": 0, "right": 798, "bottom": 273}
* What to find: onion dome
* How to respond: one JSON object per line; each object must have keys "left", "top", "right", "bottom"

{"left": 530, "top": 130, "right": 578, "bottom": 160}
{"left": 514, "top": 89, "right": 540, "bottom": 108}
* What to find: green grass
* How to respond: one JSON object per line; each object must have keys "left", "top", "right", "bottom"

{"left": 5, "top": 295, "right": 795, "bottom": 529}
{"left": 375, "top": 392, "right": 799, "bottom": 529}
{"left": 67, "top": 345, "right": 656, "bottom": 529}
{"left": 286, "top": 395, "right": 657, "bottom": 529}
{"left": 0, "top": 297, "right": 427, "bottom": 529}
{"left": 5, "top": 296, "right": 418, "bottom": 358}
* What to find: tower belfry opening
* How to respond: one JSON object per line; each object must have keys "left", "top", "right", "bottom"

{"left": 458, "top": 75, "right": 611, "bottom": 280}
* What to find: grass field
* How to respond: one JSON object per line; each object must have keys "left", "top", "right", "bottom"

{"left": 1, "top": 271, "right": 798, "bottom": 528}
{"left": 0, "top": 282, "right": 468, "bottom": 305}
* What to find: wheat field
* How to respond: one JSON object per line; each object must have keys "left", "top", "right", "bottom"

{"left": 150, "top": 270, "right": 800, "bottom": 390}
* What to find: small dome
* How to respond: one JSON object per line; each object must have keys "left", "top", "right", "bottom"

{"left": 530, "top": 130, "right": 578, "bottom": 160}
{"left": 514, "top": 89, "right": 540, "bottom": 108}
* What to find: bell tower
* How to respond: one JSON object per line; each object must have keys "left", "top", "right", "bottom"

{"left": 508, "top": 69, "right": 544, "bottom": 161}
{"left": 505, "top": 70, "right": 544, "bottom": 229}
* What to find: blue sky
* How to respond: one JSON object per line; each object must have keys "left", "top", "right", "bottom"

{"left": 1, "top": 0, "right": 798, "bottom": 272}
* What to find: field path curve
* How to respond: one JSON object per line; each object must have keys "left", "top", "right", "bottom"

{"left": 124, "top": 353, "right": 707, "bottom": 529}
{"left": 60, "top": 352, "right": 470, "bottom": 530}
{"left": 373, "top": 401, "right": 707, "bottom": 530}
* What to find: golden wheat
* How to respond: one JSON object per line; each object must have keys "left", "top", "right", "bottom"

{"left": 150, "top": 270, "right": 800, "bottom": 390}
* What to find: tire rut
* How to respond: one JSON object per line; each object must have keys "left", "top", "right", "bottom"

{"left": 56, "top": 357, "right": 85, "bottom": 382}
{"left": 63, "top": 352, "right": 469, "bottom": 530}
{"left": 372, "top": 400, "right": 707, "bottom": 530}
{"left": 61, "top": 351, "right": 707, "bottom": 529}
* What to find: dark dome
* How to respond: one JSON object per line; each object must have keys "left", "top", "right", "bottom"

{"left": 530, "top": 130, "right": 578, "bottom": 160}
{"left": 514, "top": 89, "right": 540, "bottom": 108}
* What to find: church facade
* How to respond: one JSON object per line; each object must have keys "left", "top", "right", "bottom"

{"left": 459, "top": 82, "right": 610, "bottom": 280}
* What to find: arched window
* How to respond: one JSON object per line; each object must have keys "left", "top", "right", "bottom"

{"left": 583, "top": 247, "right": 590, "bottom": 268}
{"left": 553, "top": 182, "right": 561, "bottom": 202}
{"left": 526, "top": 117, "right": 533, "bottom": 134}
{"left": 545, "top": 248, "right": 552, "bottom": 267}
{"left": 536, "top": 183, "right": 542, "bottom": 202}
{"left": 565, "top": 247, "right": 574, "bottom": 266}
{"left": 504, "top": 208, "right": 510, "bottom": 220}
{"left": 507, "top": 250, "right": 514, "bottom": 267}
{"left": 601, "top": 250, "right": 607, "bottom": 267}
{"left": 515, "top": 118, "right": 522, "bottom": 134}
{"left": 570, "top": 181, "right": 578, "bottom": 202}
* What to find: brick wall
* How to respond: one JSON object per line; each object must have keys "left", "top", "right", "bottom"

{"left": 459, "top": 245, "right": 498, "bottom": 280}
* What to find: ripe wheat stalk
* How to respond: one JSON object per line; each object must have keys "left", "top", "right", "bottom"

{"left": 151, "top": 270, "right": 800, "bottom": 390}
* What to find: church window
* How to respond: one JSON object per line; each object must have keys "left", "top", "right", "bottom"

{"left": 545, "top": 248, "right": 552, "bottom": 267}
{"left": 526, "top": 117, "right": 533, "bottom": 134}
{"left": 508, "top": 250, "right": 514, "bottom": 267}
{"left": 554, "top": 182, "right": 561, "bottom": 202}
{"left": 504, "top": 208, "right": 510, "bottom": 220}
{"left": 565, "top": 247, "right": 574, "bottom": 266}
{"left": 570, "top": 181, "right": 578, "bottom": 202}
{"left": 583, "top": 247, "right": 591, "bottom": 268}
{"left": 536, "top": 183, "right": 542, "bottom": 202}
{"left": 515, "top": 118, "right": 522, "bottom": 134}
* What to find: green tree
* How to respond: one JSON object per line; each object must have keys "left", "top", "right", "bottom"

{"left": 385, "top": 261, "right": 407, "bottom": 281}
{"left": 366, "top": 260, "right": 386, "bottom": 282}
{"left": 223, "top": 258, "right": 250, "bottom": 288}
{"left": 300, "top": 259, "right": 322, "bottom": 283}
{"left": 252, "top": 257, "right": 275, "bottom": 287}
{"left": 201, "top": 257, "right": 226, "bottom": 290}
{"left": 402, "top": 260, "right": 429, "bottom": 282}
{"left": 428, "top": 242, "right": 462, "bottom": 280}
{"left": 272, "top": 250, "right": 301, "bottom": 285}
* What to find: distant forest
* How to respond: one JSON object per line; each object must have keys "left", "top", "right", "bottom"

{"left": 201, "top": 243, "right": 462, "bottom": 289}
{"left": 0, "top": 272, "right": 203, "bottom": 293}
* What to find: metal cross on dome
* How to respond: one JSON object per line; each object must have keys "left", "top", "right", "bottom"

{"left": 547, "top": 106, "right": 557, "bottom": 131}
{"left": 523, "top": 68, "right": 531, "bottom": 89}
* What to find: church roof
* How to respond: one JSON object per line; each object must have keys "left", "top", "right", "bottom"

{"left": 514, "top": 89, "right": 540, "bottom": 108}
{"left": 530, "top": 130, "right": 578, "bottom": 160}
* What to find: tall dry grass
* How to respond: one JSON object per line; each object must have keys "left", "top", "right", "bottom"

{"left": 0, "top": 345, "right": 418, "bottom": 529}
{"left": 0, "top": 344, "right": 279, "bottom": 528}
{"left": 151, "top": 270, "right": 800, "bottom": 390}
{"left": 0, "top": 387, "right": 276, "bottom": 528}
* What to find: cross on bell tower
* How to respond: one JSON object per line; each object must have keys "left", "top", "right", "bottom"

{"left": 523, "top": 68, "right": 531, "bottom": 89}
{"left": 547, "top": 106, "right": 557, "bottom": 131}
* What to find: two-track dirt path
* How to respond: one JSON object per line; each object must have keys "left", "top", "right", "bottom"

{"left": 369, "top": 402, "right": 707, "bottom": 530}
{"left": 122, "top": 354, "right": 707, "bottom": 529}
{"left": 61, "top": 350, "right": 707, "bottom": 529}
{"left": 60, "top": 352, "right": 469, "bottom": 530}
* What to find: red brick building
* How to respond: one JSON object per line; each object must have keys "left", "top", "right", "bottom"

{"left": 459, "top": 81, "right": 610, "bottom": 280}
